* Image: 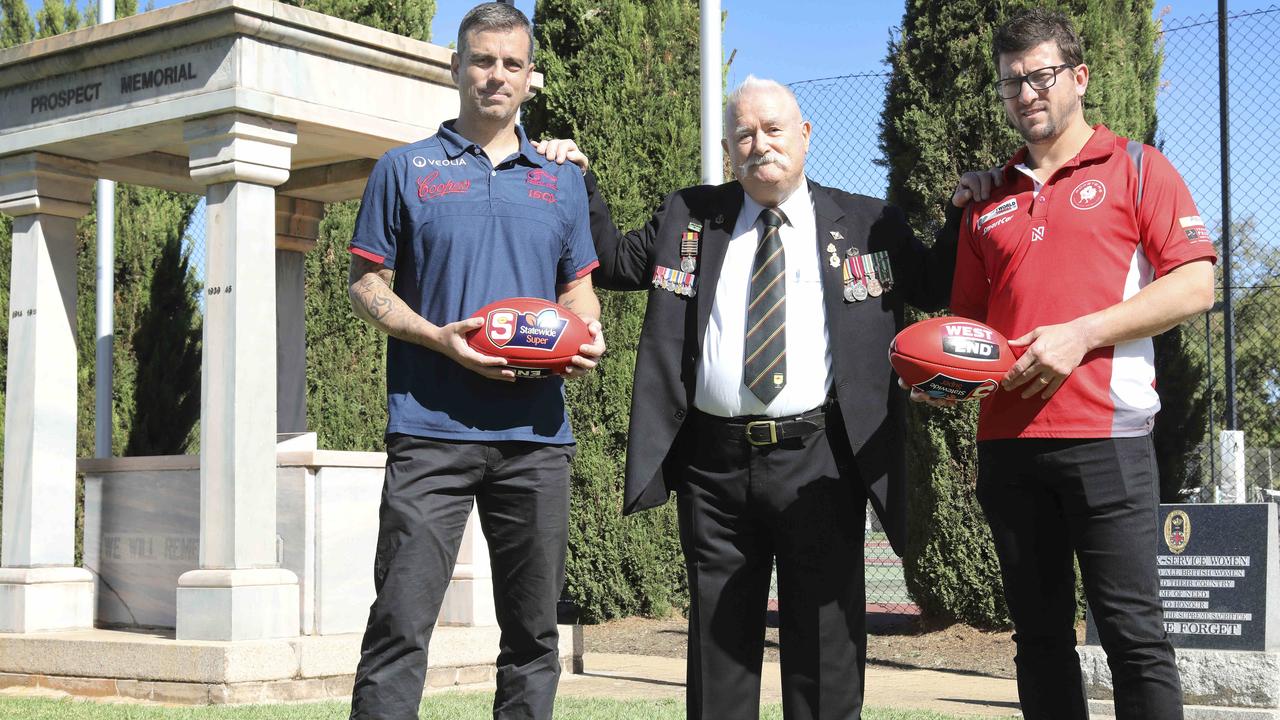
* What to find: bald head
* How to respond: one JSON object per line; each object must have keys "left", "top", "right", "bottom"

{"left": 721, "top": 76, "right": 811, "bottom": 206}
{"left": 723, "top": 76, "right": 803, "bottom": 138}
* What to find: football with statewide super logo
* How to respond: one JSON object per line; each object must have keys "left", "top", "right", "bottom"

{"left": 889, "top": 316, "right": 1015, "bottom": 401}
{"left": 466, "top": 297, "right": 591, "bottom": 378}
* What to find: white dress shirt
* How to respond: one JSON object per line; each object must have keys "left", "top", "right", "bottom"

{"left": 694, "top": 185, "right": 833, "bottom": 418}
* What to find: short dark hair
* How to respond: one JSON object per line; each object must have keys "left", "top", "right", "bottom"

{"left": 992, "top": 9, "right": 1084, "bottom": 70}
{"left": 457, "top": 2, "right": 535, "bottom": 63}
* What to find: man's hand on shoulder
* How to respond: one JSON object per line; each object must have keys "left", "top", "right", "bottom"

{"left": 431, "top": 318, "right": 517, "bottom": 383}
{"left": 533, "top": 138, "right": 591, "bottom": 172}
{"left": 560, "top": 319, "right": 606, "bottom": 380}
{"left": 952, "top": 167, "right": 1005, "bottom": 207}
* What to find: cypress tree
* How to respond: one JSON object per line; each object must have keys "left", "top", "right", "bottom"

{"left": 33, "top": 0, "right": 81, "bottom": 38}
{"left": 0, "top": 0, "right": 34, "bottom": 47}
{"left": 881, "top": 0, "right": 1161, "bottom": 627}
{"left": 526, "top": 0, "right": 700, "bottom": 622}
{"left": 283, "top": 0, "right": 435, "bottom": 452}
{"left": 279, "top": 0, "right": 435, "bottom": 41}
{"left": 303, "top": 201, "right": 387, "bottom": 452}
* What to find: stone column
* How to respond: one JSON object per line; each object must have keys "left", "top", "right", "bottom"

{"left": 274, "top": 197, "right": 323, "bottom": 435}
{"left": 438, "top": 509, "right": 497, "bottom": 626}
{"left": 176, "top": 114, "right": 300, "bottom": 641}
{"left": 0, "top": 153, "right": 96, "bottom": 633}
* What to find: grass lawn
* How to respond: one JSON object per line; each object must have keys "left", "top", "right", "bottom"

{"left": 0, "top": 694, "right": 996, "bottom": 719}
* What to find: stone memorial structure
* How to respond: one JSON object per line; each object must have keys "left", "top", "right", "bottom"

{"left": 0, "top": 0, "right": 575, "bottom": 702}
{"left": 1080, "top": 503, "right": 1280, "bottom": 719}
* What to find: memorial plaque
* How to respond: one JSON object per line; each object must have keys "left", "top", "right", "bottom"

{"left": 1087, "top": 503, "right": 1278, "bottom": 652}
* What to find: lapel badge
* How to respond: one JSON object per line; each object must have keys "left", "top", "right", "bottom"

{"left": 830, "top": 230, "right": 844, "bottom": 241}
{"left": 826, "top": 242, "right": 837, "bottom": 254}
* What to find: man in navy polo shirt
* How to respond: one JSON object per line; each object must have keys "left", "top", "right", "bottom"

{"left": 344, "top": 4, "right": 603, "bottom": 719}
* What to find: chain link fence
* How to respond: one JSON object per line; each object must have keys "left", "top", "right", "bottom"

{"left": 1156, "top": 7, "right": 1280, "bottom": 505}
{"left": 787, "top": 6, "right": 1280, "bottom": 613}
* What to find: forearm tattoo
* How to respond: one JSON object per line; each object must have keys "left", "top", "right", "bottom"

{"left": 349, "top": 260, "right": 419, "bottom": 343}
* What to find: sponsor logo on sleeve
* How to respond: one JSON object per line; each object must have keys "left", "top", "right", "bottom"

{"left": 416, "top": 170, "right": 471, "bottom": 201}
{"left": 1070, "top": 179, "right": 1107, "bottom": 210}
{"left": 1179, "top": 215, "right": 1212, "bottom": 244}
{"left": 1031, "top": 225, "right": 1046, "bottom": 243}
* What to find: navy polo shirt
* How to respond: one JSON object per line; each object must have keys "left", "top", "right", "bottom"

{"left": 349, "top": 121, "right": 598, "bottom": 444}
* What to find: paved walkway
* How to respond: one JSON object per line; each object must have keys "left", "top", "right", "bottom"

{"left": 549, "top": 653, "right": 1022, "bottom": 717}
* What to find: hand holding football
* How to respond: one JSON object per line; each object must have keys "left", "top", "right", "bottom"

{"left": 889, "top": 316, "right": 1015, "bottom": 401}
{"left": 466, "top": 297, "right": 593, "bottom": 379}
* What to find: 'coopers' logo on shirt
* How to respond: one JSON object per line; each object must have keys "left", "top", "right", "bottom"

{"left": 486, "top": 308, "right": 568, "bottom": 351}
{"left": 1070, "top": 179, "right": 1107, "bottom": 210}
{"left": 527, "top": 168, "right": 558, "bottom": 190}
{"left": 417, "top": 170, "right": 471, "bottom": 201}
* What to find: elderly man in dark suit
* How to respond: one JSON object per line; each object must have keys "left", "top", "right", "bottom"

{"left": 539, "top": 76, "right": 973, "bottom": 720}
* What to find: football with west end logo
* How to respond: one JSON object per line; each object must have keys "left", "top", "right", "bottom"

{"left": 889, "top": 317, "right": 1015, "bottom": 401}
{"left": 466, "top": 297, "right": 592, "bottom": 378}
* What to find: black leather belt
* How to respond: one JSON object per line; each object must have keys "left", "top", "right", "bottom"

{"left": 693, "top": 400, "right": 832, "bottom": 447}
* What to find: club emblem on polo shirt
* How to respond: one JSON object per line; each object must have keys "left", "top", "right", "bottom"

{"left": 1070, "top": 179, "right": 1107, "bottom": 211}
{"left": 486, "top": 308, "right": 568, "bottom": 351}
{"left": 1163, "top": 509, "right": 1190, "bottom": 554}
{"left": 527, "top": 168, "right": 558, "bottom": 190}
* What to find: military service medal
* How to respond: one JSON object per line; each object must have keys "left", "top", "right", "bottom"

{"left": 844, "top": 255, "right": 868, "bottom": 302}
{"left": 867, "top": 250, "right": 895, "bottom": 292}
{"left": 680, "top": 222, "right": 701, "bottom": 273}
{"left": 865, "top": 259, "right": 883, "bottom": 297}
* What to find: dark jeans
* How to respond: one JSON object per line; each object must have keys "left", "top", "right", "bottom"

{"left": 977, "top": 436, "right": 1182, "bottom": 720}
{"left": 678, "top": 407, "right": 866, "bottom": 720}
{"left": 349, "top": 435, "right": 573, "bottom": 720}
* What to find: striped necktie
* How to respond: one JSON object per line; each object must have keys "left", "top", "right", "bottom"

{"left": 744, "top": 207, "right": 787, "bottom": 404}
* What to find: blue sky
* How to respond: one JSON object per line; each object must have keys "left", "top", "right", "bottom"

{"left": 425, "top": 0, "right": 1228, "bottom": 85}
{"left": 29, "top": 0, "right": 1230, "bottom": 85}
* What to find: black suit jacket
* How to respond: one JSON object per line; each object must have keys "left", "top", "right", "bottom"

{"left": 585, "top": 173, "right": 959, "bottom": 555}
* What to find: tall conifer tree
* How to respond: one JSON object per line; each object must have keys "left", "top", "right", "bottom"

{"left": 526, "top": 0, "right": 701, "bottom": 621}
{"left": 280, "top": 0, "right": 434, "bottom": 41}
{"left": 881, "top": 0, "right": 1162, "bottom": 626}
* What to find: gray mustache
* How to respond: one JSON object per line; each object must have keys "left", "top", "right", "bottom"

{"left": 738, "top": 151, "right": 788, "bottom": 176}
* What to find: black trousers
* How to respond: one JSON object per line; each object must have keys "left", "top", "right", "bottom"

{"left": 678, "top": 407, "right": 866, "bottom": 720}
{"left": 349, "top": 435, "right": 573, "bottom": 720}
{"left": 977, "top": 436, "right": 1183, "bottom": 720}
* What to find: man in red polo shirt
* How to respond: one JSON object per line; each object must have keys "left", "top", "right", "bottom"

{"left": 939, "top": 9, "right": 1216, "bottom": 720}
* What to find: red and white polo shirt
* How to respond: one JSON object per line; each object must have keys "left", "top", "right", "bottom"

{"left": 951, "top": 125, "right": 1217, "bottom": 440}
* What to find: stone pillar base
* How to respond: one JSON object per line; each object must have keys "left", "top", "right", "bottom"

{"left": 438, "top": 576, "right": 497, "bottom": 627}
{"left": 0, "top": 567, "right": 94, "bottom": 633}
{"left": 1081, "top": 645, "right": 1280, "bottom": 717}
{"left": 176, "top": 568, "right": 299, "bottom": 641}
{"left": 1088, "top": 699, "right": 1280, "bottom": 719}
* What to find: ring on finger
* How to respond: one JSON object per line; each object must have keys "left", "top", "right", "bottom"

{"left": 1038, "top": 376, "right": 1051, "bottom": 384}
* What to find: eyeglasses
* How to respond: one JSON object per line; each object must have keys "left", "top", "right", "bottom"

{"left": 994, "top": 64, "right": 1077, "bottom": 100}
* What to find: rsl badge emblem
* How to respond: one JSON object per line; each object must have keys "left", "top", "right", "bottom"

{"left": 1163, "top": 509, "right": 1190, "bottom": 554}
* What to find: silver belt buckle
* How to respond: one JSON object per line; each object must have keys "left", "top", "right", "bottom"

{"left": 745, "top": 419, "right": 778, "bottom": 446}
